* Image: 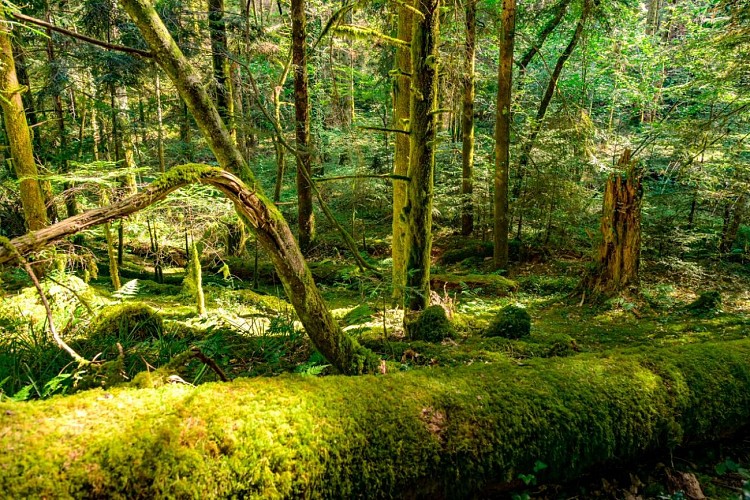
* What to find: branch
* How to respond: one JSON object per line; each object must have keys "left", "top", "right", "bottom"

{"left": 191, "top": 347, "right": 229, "bottom": 382}
{"left": 313, "top": 174, "right": 410, "bottom": 183}
{"left": 359, "top": 125, "right": 410, "bottom": 135}
{"left": 11, "top": 12, "right": 153, "bottom": 58}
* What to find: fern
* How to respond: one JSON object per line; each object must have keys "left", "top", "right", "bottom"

{"left": 112, "top": 279, "right": 140, "bottom": 300}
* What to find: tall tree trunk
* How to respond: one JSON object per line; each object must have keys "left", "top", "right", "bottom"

{"left": 292, "top": 0, "right": 315, "bottom": 252}
{"left": 117, "top": 0, "right": 378, "bottom": 375}
{"left": 0, "top": 14, "right": 47, "bottom": 232}
{"left": 460, "top": 0, "right": 476, "bottom": 237}
{"left": 585, "top": 149, "right": 643, "bottom": 294}
{"left": 113, "top": 87, "right": 138, "bottom": 195}
{"left": 45, "top": 5, "right": 78, "bottom": 217}
{"left": 493, "top": 0, "right": 516, "bottom": 270}
{"left": 155, "top": 73, "right": 166, "bottom": 172}
{"left": 391, "top": 3, "right": 412, "bottom": 306}
{"left": 208, "top": 0, "right": 232, "bottom": 127}
{"left": 404, "top": 0, "right": 440, "bottom": 313}
{"left": 720, "top": 195, "right": 746, "bottom": 254}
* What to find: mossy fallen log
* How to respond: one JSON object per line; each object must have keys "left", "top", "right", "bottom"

{"left": 3, "top": 340, "right": 750, "bottom": 498}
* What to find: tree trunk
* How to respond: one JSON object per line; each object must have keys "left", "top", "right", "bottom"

{"left": 587, "top": 149, "right": 643, "bottom": 294}
{"left": 155, "top": 73, "right": 166, "bottom": 172}
{"left": 391, "top": 3, "right": 412, "bottom": 306}
{"left": 404, "top": 0, "right": 440, "bottom": 312}
{"left": 720, "top": 195, "right": 746, "bottom": 254}
{"left": 493, "top": 0, "right": 515, "bottom": 270}
{"left": 0, "top": 13, "right": 47, "bottom": 232}
{"left": 5, "top": 340, "right": 750, "bottom": 498}
{"left": 292, "top": 0, "right": 315, "bottom": 252}
{"left": 460, "top": 0, "right": 476, "bottom": 237}
{"left": 115, "top": 0, "right": 379, "bottom": 374}
{"left": 208, "top": 0, "right": 232, "bottom": 128}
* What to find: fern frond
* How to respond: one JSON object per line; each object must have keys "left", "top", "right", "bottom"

{"left": 112, "top": 279, "right": 139, "bottom": 299}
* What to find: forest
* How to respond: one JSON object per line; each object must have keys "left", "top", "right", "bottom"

{"left": 0, "top": 0, "right": 749, "bottom": 497}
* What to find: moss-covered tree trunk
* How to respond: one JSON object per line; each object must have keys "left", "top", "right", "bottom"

{"left": 208, "top": 0, "right": 232, "bottom": 128}
{"left": 586, "top": 149, "right": 643, "bottom": 294}
{"left": 155, "top": 73, "right": 166, "bottom": 172}
{"left": 114, "top": 0, "right": 378, "bottom": 374}
{"left": 0, "top": 13, "right": 48, "bottom": 232}
{"left": 403, "top": 0, "right": 440, "bottom": 313}
{"left": 720, "top": 194, "right": 746, "bottom": 254}
{"left": 5, "top": 340, "right": 750, "bottom": 497}
{"left": 185, "top": 240, "right": 206, "bottom": 315}
{"left": 391, "top": 3, "right": 412, "bottom": 306}
{"left": 292, "top": 0, "right": 315, "bottom": 252}
{"left": 493, "top": 0, "right": 515, "bottom": 270}
{"left": 460, "top": 0, "right": 476, "bottom": 237}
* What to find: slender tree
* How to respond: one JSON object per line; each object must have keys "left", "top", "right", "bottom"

{"left": 292, "top": 0, "right": 315, "bottom": 252}
{"left": 461, "top": 0, "right": 477, "bottom": 236}
{"left": 391, "top": 3, "right": 412, "bottom": 305}
{"left": 0, "top": 12, "right": 48, "bottom": 232}
{"left": 493, "top": 0, "right": 516, "bottom": 270}
{"left": 404, "top": 0, "right": 441, "bottom": 313}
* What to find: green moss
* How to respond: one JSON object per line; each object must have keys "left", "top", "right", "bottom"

{"left": 484, "top": 305, "right": 532, "bottom": 339}
{"left": 686, "top": 290, "right": 722, "bottom": 315}
{"left": 439, "top": 241, "right": 493, "bottom": 265}
{"left": 183, "top": 241, "right": 206, "bottom": 315}
{"left": 88, "top": 303, "right": 163, "bottom": 342}
{"left": 430, "top": 273, "right": 518, "bottom": 295}
{"left": 151, "top": 164, "right": 223, "bottom": 191}
{"left": 408, "top": 306, "right": 456, "bottom": 342}
{"left": 3, "top": 340, "right": 750, "bottom": 498}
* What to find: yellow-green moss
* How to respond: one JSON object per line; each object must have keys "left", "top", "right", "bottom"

{"left": 88, "top": 302, "right": 163, "bottom": 342}
{"left": 3, "top": 340, "right": 750, "bottom": 498}
{"left": 151, "top": 164, "right": 223, "bottom": 191}
{"left": 430, "top": 273, "right": 518, "bottom": 295}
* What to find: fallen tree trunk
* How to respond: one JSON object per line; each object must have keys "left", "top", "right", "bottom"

{"left": 2, "top": 339, "right": 750, "bottom": 498}
{"left": 0, "top": 165, "right": 378, "bottom": 375}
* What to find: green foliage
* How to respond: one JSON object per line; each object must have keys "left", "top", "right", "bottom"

{"left": 342, "top": 304, "right": 374, "bottom": 326}
{"left": 408, "top": 306, "right": 456, "bottom": 343}
{"left": 484, "top": 305, "right": 532, "bottom": 339}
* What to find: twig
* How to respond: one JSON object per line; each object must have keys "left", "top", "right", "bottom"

{"left": 11, "top": 12, "right": 153, "bottom": 58}
{"left": 190, "top": 347, "right": 229, "bottom": 382}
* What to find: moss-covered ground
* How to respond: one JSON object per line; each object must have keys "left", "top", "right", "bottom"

{"left": 2, "top": 237, "right": 750, "bottom": 498}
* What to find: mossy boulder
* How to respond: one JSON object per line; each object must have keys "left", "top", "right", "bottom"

{"left": 686, "top": 290, "right": 721, "bottom": 315}
{"left": 484, "top": 305, "right": 532, "bottom": 339}
{"left": 409, "top": 306, "right": 455, "bottom": 342}
{"left": 88, "top": 303, "right": 163, "bottom": 341}
{"left": 439, "top": 241, "right": 493, "bottom": 265}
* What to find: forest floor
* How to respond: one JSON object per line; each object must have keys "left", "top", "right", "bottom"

{"left": 2, "top": 234, "right": 750, "bottom": 498}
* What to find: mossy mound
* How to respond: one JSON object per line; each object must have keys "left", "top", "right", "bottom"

{"left": 88, "top": 303, "right": 163, "bottom": 341}
{"left": 484, "top": 305, "right": 532, "bottom": 339}
{"left": 4, "top": 340, "right": 750, "bottom": 498}
{"left": 439, "top": 241, "right": 493, "bottom": 265}
{"left": 408, "top": 306, "right": 456, "bottom": 342}
{"left": 686, "top": 290, "right": 721, "bottom": 315}
{"left": 430, "top": 273, "right": 518, "bottom": 295}
{"left": 234, "top": 289, "right": 293, "bottom": 314}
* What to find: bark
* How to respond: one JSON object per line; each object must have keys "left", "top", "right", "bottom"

{"left": 292, "top": 0, "right": 315, "bottom": 252}
{"left": 493, "top": 0, "right": 515, "bottom": 270}
{"left": 0, "top": 14, "right": 47, "bottom": 232}
{"left": 460, "top": 0, "right": 476, "bottom": 237}
{"left": 155, "top": 73, "right": 166, "bottom": 172}
{"left": 391, "top": 3, "right": 412, "bottom": 305}
{"left": 586, "top": 150, "right": 643, "bottom": 294}
{"left": 208, "top": 0, "right": 232, "bottom": 125}
{"left": 404, "top": 0, "right": 440, "bottom": 312}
